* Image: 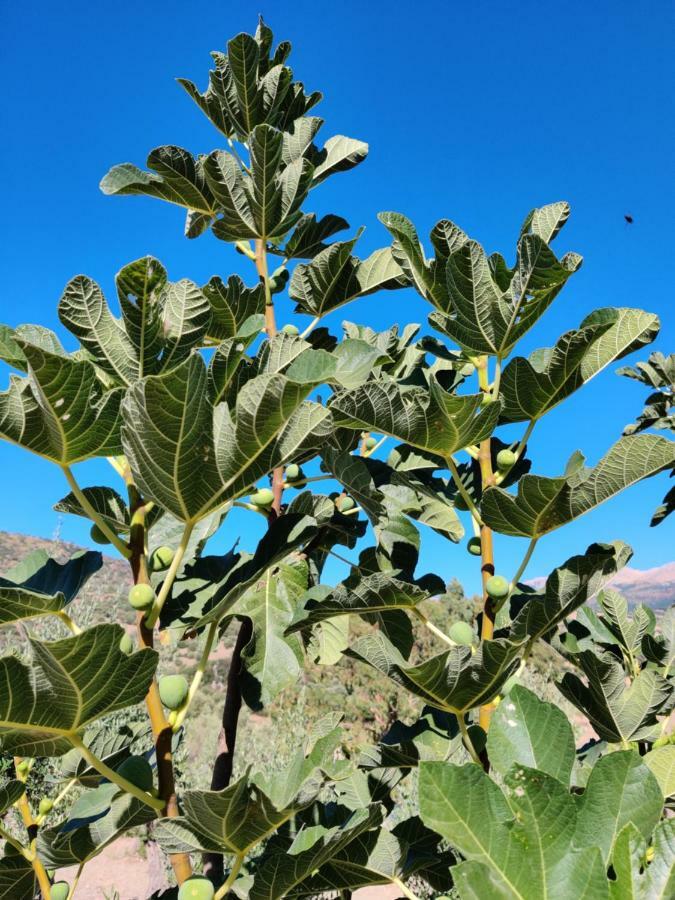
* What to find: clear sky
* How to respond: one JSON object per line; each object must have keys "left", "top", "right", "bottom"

{"left": 1, "top": 0, "right": 673, "bottom": 594}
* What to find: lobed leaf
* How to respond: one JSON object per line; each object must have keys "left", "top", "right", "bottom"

{"left": 0, "top": 625, "right": 158, "bottom": 756}
{"left": 482, "top": 435, "right": 675, "bottom": 538}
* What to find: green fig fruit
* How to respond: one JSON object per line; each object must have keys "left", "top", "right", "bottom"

{"left": 150, "top": 545, "right": 175, "bottom": 571}
{"left": 337, "top": 496, "right": 355, "bottom": 512}
{"left": 178, "top": 877, "right": 215, "bottom": 900}
{"left": 285, "top": 464, "right": 302, "bottom": 481}
{"left": 16, "top": 760, "right": 30, "bottom": 776}
{"left": 116, "top": 755, "right": 154, "bottom": 792}
{"left": 251, "top": 488, "right": 274, "bottom": 507}
{"left": 486, "top": 575, "right": 510, "bottom": 600}
{"left": 496, "top": 449, "right": 517, "bottom": 470}
{"left": 90, "top": 524, "right": 111, "bottom": 545}
{"left": 50, "top": 883, "right": 70, "bottom": 900}
{"left": 448, "top": 621, "right": 475, "bottom": 646}
{"left": 119, "top": 633, "right": 134, "bottom": 655}
{"left": 38, "top": 797, "right": 53, "bottom": 816}
{"left": 364, "top": 436, "right": 377, "bottom": 450}
{"left": 128, "top": 584, "right": 156, "bottom": 610}
{"left": 159, "top": 675, "right": 189, "bottom": 711}
{"left": 281, "top": 323, "right": 299, "bottom": 335}
{"left": 467, "top": 536, "right": 482, "bottom": 555}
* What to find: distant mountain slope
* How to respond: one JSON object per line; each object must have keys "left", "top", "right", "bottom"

{"left": 0, "top": 530, "right": 132, "bottom": 628}
{"left": 527, "top": 561, "right": 675, "bottom": 610}
{"left": 1, "top": 529, "right": 672, "bottom": 614}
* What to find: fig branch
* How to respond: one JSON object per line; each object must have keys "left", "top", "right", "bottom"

{"left": 124, "top": 478, "right": 193, "bottom": 884}
{"left": 13, "top": 759, "right": 52, "bottom": 898}
{"left": 475, "top": 355, "right": 498, "bottom": 733}
{"left": 206, "top": 236, "right": 284, "bottom": 883}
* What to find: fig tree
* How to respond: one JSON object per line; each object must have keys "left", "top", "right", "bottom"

{"left": 50, "top": 884, "right": 70, "bottom": 900}
{"left": 178, "top": 877, "right": 215, "bottom": 900}
{"left": 119, "top": 633, "right": 134, "bottom": 655}
{"left": 60, "top": 749, "right": 81, "bottom": 778}
{"left": 251, "top": 488, "right": 274, "bottom": 507}
{"left": 116, "top": 755, "right": 154, "bottom": 792}
{"left": 454, "top": 493, "right": 470, "bottom": 511}
{"left": 128, "top": 584, "right": 155, "bottom": 610}
{"left": 448, "top": 621, "right": 475, "bottom": 646}
{"left": 159, "top": 674, "right": 189, "bottom": 710}
{"left": 150, "top": 545, "right": 175, "bottom": 571}
{"left": 38, "top": 797, "right": 53, "bottom": 816}
{"left": 467, "top": 536, "right": 482, "bottom": 555}
{"left": 496, "top": 448, "right": 517, "bottom": 470}
{"left": 281, "top": 323, "right": 299, "bottom": 335}
{"left": 466, "top": 724, "right": 487, "bottom": 755}
{"left": 485, "top": 575, "right": 510, "bottom": 600}
{"left": 90, "top": 523, "right": 111, "bottom": 545}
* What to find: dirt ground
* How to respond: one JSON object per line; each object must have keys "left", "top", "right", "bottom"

{"left": 58, "top": 840, "right": 403, "bottom": 899}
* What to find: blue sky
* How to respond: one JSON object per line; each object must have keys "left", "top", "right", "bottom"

{"left": 1, "top": 0, "right": 673, "bottom": 594}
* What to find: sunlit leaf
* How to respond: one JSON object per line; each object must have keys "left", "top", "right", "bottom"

{"left": 482, "top": 435, "right": 675, "bottom": 538}
{"left": 0, "top": 625, "right": 157, "bottom": 756}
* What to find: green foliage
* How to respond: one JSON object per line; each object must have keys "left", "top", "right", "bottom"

{"left": 0, "top": 15, "right": 673, "bottom": 900}
{"left": 115, "top": 756, "right": 154, "bottom": 792}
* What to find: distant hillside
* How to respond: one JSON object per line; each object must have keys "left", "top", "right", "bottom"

{"left": 0, "top": 530, "right": 132, "bottom": 633}
{"left": 528, "top": 561, "right": 675, "bottom": 610}
{"left": 1, "top": 529, "right": 672, "bottom": 617}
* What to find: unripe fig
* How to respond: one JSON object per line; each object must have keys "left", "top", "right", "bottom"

{"left": 486, "top": 575, "right": 510, "bottom": 600}
{"left": 281, "top": 324, "right": 299, "bottom": 335}
{"left": 496, "top": 449, "right": 517, "bottom": 470}
{"left": 653, "top": 732, "right": 674, "bottom": 748}
{"left": 116, "top": 755, "right": 153, "bottom": 792}
{"left": 251, "top": 488, "right": 274, "bottom": 507}
{"left": 364, "top": 436, "right": 377, "bottom": 450}
{"left": 467, "top": 536, "right": 482, "bottom": 556}
{"left": 150, "top": 545, "right": 175, "bottom": 571}
{"left": 50, "top": 884, "right": 70, "bottom": 900}
{"left": 178, "top": 877, "right": 215, "bottom": 900}
{"left": 285, "top": 464, "right": 302, "bottom": 481}
{"left": 90, "top": 524, "right": 111, "bottom": 545}
{"left": 336, "top": 495, "right": 355, "bottom": 512}
{"left": 119, "top": 633, "right": 134, "bottom": 655}
{"left": 16, "top": 760, "right": 30, "bottom": 776}
{"left": 448, "top": 621, "right": 475, "bottom": 646}
{"left": 159, "top": 675, "right": 189, "bottom": 711}
{"left": 38, "top": 798, "right": 53, "bottom": 816}
{"left": 268, "top": 266, "right": 289, "bottom": 294}
{"left": 128, "top": 584, "right": 155, "bottom": 611}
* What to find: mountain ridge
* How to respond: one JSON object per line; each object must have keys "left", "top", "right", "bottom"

{"left": 527, "top": 560, "right": 675, "bottom": 609}
{"left": 1, "top": 529, "right": 672, "bottom": 610}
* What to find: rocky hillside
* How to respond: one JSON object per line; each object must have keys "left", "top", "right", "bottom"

{"left": 1, "top": 529, "right": 672, "bottom": 616}
{"left": 527, "top": 560, "right": 675, "bottom": 610}
{"left": 0, "top": 530, "right": 132, "bottom": 639}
